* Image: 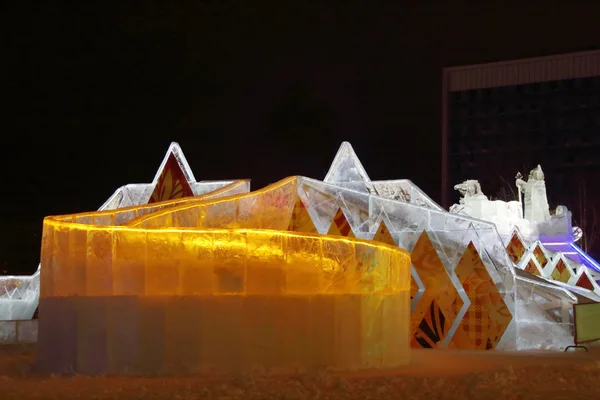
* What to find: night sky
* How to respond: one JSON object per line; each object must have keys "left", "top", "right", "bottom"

{"left": 4, "top": 3, "right": 600, "bottom": 274}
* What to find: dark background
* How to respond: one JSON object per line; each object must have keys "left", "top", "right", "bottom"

{"left": 3, "top": 3, "right": 600, "bottom": 274}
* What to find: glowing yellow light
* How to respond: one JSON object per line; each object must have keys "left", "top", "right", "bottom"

{"left": 38, "top": 176, "right": 412, "bottom": 374}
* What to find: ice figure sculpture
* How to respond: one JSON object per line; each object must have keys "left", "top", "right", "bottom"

{"left": 450, "top": 180, "right": 527, "bottom": 237}
{"left": 449, "top": 164, "right": 600, "bottom": 349}
{"left": 451, "top": 167, "right": 600, "bottom": 283}
{"left": 0, "top": 142, "right": 250, "bottom": 323}
{"left": 519, "top": 165, "right": 551, "bottom": 224}
{"left": 451, "top": 165, "right": 553, "bottom": 242}
{"left": 38, "top": 177, "right": 412, "bottom": 375}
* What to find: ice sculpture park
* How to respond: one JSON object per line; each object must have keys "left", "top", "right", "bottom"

{"left": 2, "top": 141, "right": 600, "bottom": 375}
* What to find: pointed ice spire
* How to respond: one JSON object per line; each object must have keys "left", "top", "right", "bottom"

{"left": 534, "top": 164, "right": 545, "bottom": 181}
{"left": 152, "top": 142, "right": 197, "bottom": 184}
{"left": 324, "top": 142, "right": 371, "bottom": 184}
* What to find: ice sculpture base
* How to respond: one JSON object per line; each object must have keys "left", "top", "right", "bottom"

{"left": 37, "top": 293, "right": 410, "bottom": 375}
{"left": 0, "top": 320, "right": 38, "bottom": 344}
{"left": 0, "top": 299, "right": 38, "bottom": 321}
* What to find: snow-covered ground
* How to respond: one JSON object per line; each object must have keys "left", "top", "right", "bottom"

{"left": 1, "top": 344, "right": 599, "bottom": 399}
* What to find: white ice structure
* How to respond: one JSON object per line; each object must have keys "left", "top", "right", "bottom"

{"left": 450, "top": 179, "right": 528, "bottom": 238}
{"left": 449, "top": 165, "right": 599, "bottom": 276}
{"left": 450, "top": 165, "right": 573, "bottom": 247}
{"left": 323, "top": 143, "right": 595, "bottom": 350}
{"left": 0, "top": 142, "right": 249, "bottom": 322}
{"left": 449, "top": 164, "right": 600, "bottom": 349}
{"left": 0, "top": 273, "right": 40, "bottom": 321}
{"left": 517, "top": 165, "right": 551, "bottom": 224}
{"left": 4, "top": 141, "right": 592, "bottom": 352}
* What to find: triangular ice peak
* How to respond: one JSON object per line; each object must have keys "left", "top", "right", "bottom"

{"left": 152, "top": 142, "right": 196, "bottom": 184}
{"left": 99, "top": 141, "right": 241, "bottom": 211}
{"left": 149, "top": 151, "right": 195, "bottom": 203}
{"left": 506, "top": 230, "right": 527, "bottom": 265}
{"left": 324, "top": 142, "right": 371, "bottom": 184}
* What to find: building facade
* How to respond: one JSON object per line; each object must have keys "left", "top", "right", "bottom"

{"left": 442, "top": 50, "right": 600, "bottom": 256}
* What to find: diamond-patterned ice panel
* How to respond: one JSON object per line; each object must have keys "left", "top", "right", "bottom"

{"left": 410, "top": 231, "right": 464, "bottom": 348}
{"left": 453, "top": 242, "right": 513, "bottom": 350}
{"left": 506, "top": 232, "right": 527, "bottom": 265}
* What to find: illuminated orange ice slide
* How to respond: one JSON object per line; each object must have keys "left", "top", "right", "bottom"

{"left": 38, "top": 177, "right": 411, "bottom": 375}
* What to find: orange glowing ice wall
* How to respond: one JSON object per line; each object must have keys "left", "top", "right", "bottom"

{"left": 37, "top": 177, "right": 411, "bottom": 375}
